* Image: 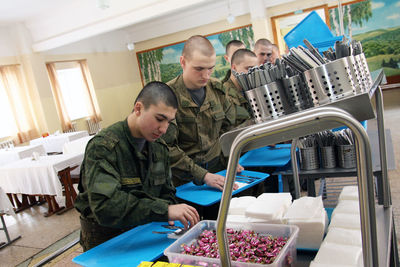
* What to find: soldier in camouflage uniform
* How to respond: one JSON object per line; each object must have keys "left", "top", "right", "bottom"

{"left": 221, "top": 40, "right": 245, "bottom": 84}
{"left": 254, "top": 38, "right": 273, "bottom": 65}
{"left": 222, "top": 48, "right": 259, "bottom": 126}
{"left": 162, "top": 35, "right": 242, "bottom": 191}
{"left": 75, "top": 82, "right": 199, "bottom": 251}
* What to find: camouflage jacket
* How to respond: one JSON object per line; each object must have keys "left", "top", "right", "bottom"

{"left": 222, "top": 77, "right": 251, "bottom": 126}
{"left": 75, "top": 119, "right": 177, "bottom": 229}
{"left": 162, "top": 75, "right": 236, "bottom": 185}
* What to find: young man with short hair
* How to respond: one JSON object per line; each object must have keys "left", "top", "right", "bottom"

{"left": 221, "top": 40, "right": 246, "bottom": 83}
{"left": 75, "top": 81, "right": 199, "bottom": 251}
{"left": 223, "top": 48, "right": 259, "bottom": 126}
{"left": 254, "top": 38, "right": 273, "bottom": 65}
{"left": 163, "top": 35, "right": 241, "bottom": 191}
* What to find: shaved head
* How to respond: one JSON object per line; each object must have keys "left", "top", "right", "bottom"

{"left": 254, "top": 38, "right": 272, "bottom": 50}
{"left": 182, "top": 35, "right": 215, "bottom": 60}
{"left": 231, "top": 49, "right": 257, "bottom": 66}
{"left": 226, "top": 40, "right": 245, "bottom": 56}
{"left": 254, "top": 38, "right": 273, "bottom": 65}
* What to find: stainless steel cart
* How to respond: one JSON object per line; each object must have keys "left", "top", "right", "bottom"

{"left": 216, "top": 70, "right": 398, "bottom": 267}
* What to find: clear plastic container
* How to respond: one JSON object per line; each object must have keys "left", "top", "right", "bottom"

{"left": 164, "top": 220, "right": 299, "bottom": 267}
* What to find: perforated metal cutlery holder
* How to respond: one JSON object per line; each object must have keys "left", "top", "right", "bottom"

{"left": 303, "top": 57, "right": 357, "bottom": 105}
{"left": 337, "top": 144, "right": 356, "bottom": 168}
{"left": 300, "top": 147, "right": 319, "bottom": 170}
{"left": 282, "top": 75, "right": 315, "bottom": 111}
{"left": 345, "top": 56, "right": 364, "bottom": 94}
{"left": 354, "top": 53, "right": 373, "bottom": 91}
{"left": 320, "top": 146, "right": 336, "bottom": 169}
{"left": 244, "top": 81, "right": 292, "bottom": 123}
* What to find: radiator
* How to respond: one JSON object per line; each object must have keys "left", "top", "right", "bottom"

{"left": 63, "top": 122, "right": 77, "bottom": 133}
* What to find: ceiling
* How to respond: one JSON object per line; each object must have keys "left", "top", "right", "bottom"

{"left": 0, "top": 0, "right": 297, "bottom": 52}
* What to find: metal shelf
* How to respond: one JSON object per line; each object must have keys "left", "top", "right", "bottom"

{"left": 220, "top": 69, "right": 384, "bottom": 156}
{"left": 216, "top": 69, "right": 396, "bottom": 267}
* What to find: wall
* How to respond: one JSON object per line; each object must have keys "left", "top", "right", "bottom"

{"left": 1, "top": 0, "right": 336, "bottom": 136}
{"left": 1, "top": 25, "right": 139, "bottom": 134}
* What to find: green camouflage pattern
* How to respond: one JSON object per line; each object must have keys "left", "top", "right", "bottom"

{"left": 75, "top": 119, "right": 177, "bottom": 230}
{"left": 162, "top": 75, "right": 236, "bottom": 185}
{"left": 222, "top": 77, "right": 251, "bottom": 126}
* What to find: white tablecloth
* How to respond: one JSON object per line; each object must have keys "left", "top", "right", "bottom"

{"left": 0, "top": 154, "right": 84, "bottom": 197}
{"left": 30, "top": 131, "right": 89, "bottom": 153}
{"left": 0, "top": 144, "right": 46, "bottom": 166}
{"left": 63, "top": 135, "right": 93, "bottom": 155}
{"left": 0, "top": 187, "right": 15, "bottom": 215}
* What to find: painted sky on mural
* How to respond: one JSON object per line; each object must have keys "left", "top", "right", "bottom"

{"left": 352, "top": 0, "right": 400, "bottom": 35}
{"left": 160, "top": 34, "right": 226, "bottom": 64}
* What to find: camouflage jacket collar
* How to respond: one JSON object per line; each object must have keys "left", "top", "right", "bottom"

{"left": 173, "top": 75, "right": 220, "bottom": 110}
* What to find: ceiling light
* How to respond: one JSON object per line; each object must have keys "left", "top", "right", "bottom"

{"left": 226, "top": 0, "right": 235, "bottom": 24}
{"left": 97, "top": 0, "right": 110, "bottom": 10}
{"left": 227, "top": 13, "right": 235, "bottom": 24}
{"left": 127, "top": 43, "right": 135, "bottom": 51}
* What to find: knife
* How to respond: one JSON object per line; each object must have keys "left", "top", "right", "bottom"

{"left": 303, "top": 39, "right": 326, "bottom": 64}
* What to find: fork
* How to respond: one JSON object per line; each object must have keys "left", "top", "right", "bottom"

{"left": 152, "top": 228, "right": 185, "bottom": 235}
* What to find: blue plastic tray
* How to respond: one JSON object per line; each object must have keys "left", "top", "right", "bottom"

{"left": 175, "top": 170, "right": 269, "bottom": 206}
{"left": 239, "top": 144, "right": 292, "bottom": 168}
{"left": 284, "top": 10, "right": 343, "bottom": 51}
{"left": 72, "top": 221, "right": 183, "bottom": 267}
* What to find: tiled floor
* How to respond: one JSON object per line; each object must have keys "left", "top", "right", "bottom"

{"left": 1, "top": 89, "right": 399, "bottom": 267}
{"left": 1, "top": 196, "right": 81, "bottom": 267}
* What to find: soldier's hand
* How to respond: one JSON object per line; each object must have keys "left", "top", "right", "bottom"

{"left": 203, "top": 173, "right": 239, "bottom": 191}
{"left": 168, "top": 204, "right": 200, "bottom": 230}
{"left": 236, "top": 164, "right": 244, "bottom": 173}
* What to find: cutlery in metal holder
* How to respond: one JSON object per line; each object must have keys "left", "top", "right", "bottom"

{"left": 320, "top": 146, "right": 336, "bottom": 169}
{"left": 337, "top": 144, "right": 356, "bottom": 168}
{"left": 302, "top": 57, "right": 357, "bottom": 105}
{"left": 299, "top": 146, "right": 319, "bottom": 170}
{"left": 244, "top": 80, "right": 292, "bottom": 123}
{"left": 282, "top": 74, "right": 315, "bottom": 111}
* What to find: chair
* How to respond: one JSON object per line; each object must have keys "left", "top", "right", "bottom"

{"left": 0, "top": 187, "right": 21, "bottom": 249}
{"left": 0, "top": 139, "right": 14, "bottom": 149}
{"left": 86, "top": 118, "right": 101, "bottom": 135}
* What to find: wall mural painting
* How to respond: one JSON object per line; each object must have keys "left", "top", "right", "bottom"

{"left": 329, "top": 0, "right": 400, "bottom": 79}
{"left": 136, "top": 25, "right": 254, "bottom": 85}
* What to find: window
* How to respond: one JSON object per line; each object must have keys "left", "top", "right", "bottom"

{"left": 46, "top": 60, "right": 101, "bottom": 131}
{"left": 56, "top": 67, "right": 90, "bottom": 120}
{"left": 0, "top": 64, "right": 40, "bottom": 143}
{"left": 0, "top": 80, "right": 18, "bottom": 138}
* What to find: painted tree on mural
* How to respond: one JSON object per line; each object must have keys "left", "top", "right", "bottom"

{"left": 218, "top": 26, "right": 254, "bottom": 51}
{"left": 329, "top": 0, "right": 372, "bottom": 39}
{"left": 137, "top": 48, "right": 164, "bottom": 84}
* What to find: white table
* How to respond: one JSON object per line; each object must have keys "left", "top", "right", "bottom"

{"left": 63, "top": 135, "right": 93, "bottom": 155}
{"left": 30, "top": 131, "right": 89, "bottom": 153}
{"left": 0, "top": 154, "right": 84, "bottom": 216}
{"left": 0, "top": 144, "right": 46, "bottom": 166}
{"left": 63, "top": 135, "right": 93, "bottom": 176}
